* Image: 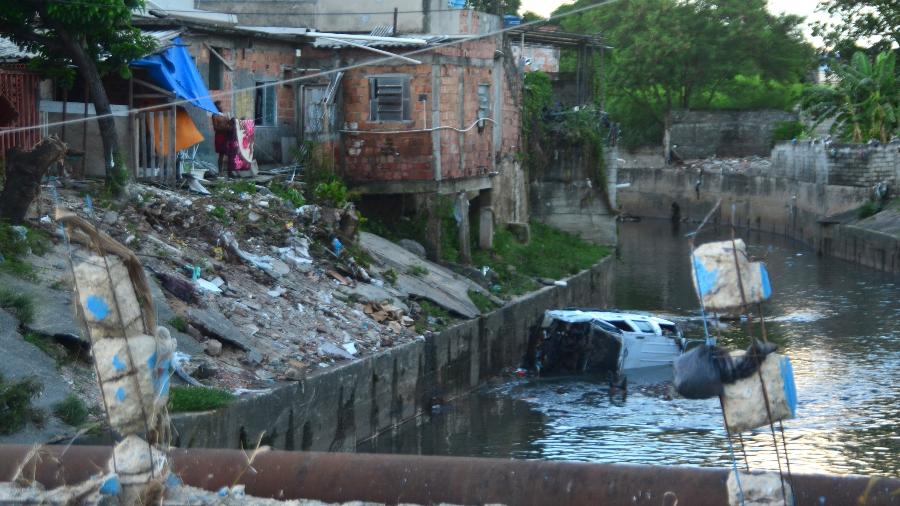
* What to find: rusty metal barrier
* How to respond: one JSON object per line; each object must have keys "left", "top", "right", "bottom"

{"left": 0, "top": 445, "right": 897, "bottom": 505}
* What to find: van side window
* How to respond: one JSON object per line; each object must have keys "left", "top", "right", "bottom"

{"left": 607, "top": 320, "right": 633, "bottom": 332}
{"left": 632, "top": 320, "right": 655, "bottom": 333}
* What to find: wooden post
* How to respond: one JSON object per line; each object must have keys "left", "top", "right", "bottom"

{"left": 61, "top": 88, "right": 68, "bottom": 142}
{"left": 129, "top": 77, "right": 137, "bottom": 178}
{"left": 169, "top": 104, "right": 176, "bottom": 181}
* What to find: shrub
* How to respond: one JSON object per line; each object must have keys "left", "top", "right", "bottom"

{"left": 53, "top": 394, "right": 88, "bottom": 426}
{"left": 169, "top": 386, "right": 235, "bottom": 413}
{"left": 0, "top": 375, "right": 44, "bottom": 435}
{"left": 772, "top": 120, "right": 805, "bottom": 142}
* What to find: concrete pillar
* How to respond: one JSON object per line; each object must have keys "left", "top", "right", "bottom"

{"left": 478, "top": 189, "right": 494, "bottom": 250}
{"left": 424, "top": 194, "right": 442, "bottom": 262}
{"left": 456, "top": 192, "right": 471, "bottom": 264}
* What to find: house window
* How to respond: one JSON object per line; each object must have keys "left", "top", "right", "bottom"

{"left": 208, "top": 47, "right": 225, "bottom": 90}
{"left": 255, "top": 82, "right": 277, "bottom": 126}
{"left": 369, "top": 75, "right": 410, "bottom": 121}
{"left": 477, "top": 83, "right": 491, "bottom": 122}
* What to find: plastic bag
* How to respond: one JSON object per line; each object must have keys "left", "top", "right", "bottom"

{"left": 673, "top": 345, "right": 724, "bottom": 399}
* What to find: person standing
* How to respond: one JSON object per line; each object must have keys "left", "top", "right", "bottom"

{"left": 211, "top": 101, "right": 233, "bottom": 175}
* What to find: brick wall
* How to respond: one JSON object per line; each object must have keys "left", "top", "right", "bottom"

{"left": 340, "top": 37, "right": 522, "bottom": 184}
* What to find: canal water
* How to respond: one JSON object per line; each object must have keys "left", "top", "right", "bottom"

{"left": 359, "top": 220, "right": 900, "bottom": 477}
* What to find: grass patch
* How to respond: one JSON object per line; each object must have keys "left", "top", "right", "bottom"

{"left": 0, "top": 289, "right": 34, "bottom": 325}
{"left": 472, "top": 221, "right": 611, "bottom": 296}
{"left": 53, "top": 394, "right": 88, "bottom": 426}
{"left": 858, "top": 201, "right": 882, "bottom": 219}
{"left": 169, "top": 386, "right": 235, "bottom": 413}
{"left": 415, "top": 300, "right": 453, "bottom": 334}
{"left": 0, "top": 374, "right": 44, "bottom": 435}
{"left": 0, "top": 223, "right": 51, "bottom": 280}
{"left": 407, "top": 265, "right": 428, "bottom": 277}
{"left": 210, "top": 205, "right": 230, "bottom": 225}
{"left": 269, "top": 182, "right": 305, "bottom": 207}
{"left": 382, "top": 268, "right": 398, "bottom": 284}
{"left": 167, "top": 316, "right": 187, "bottom": 333}
{"left": 467, "top": 290, "right": 495, "bottom": 314}
{"left": 23, "top": 332, "right": 72, "bottom": 365}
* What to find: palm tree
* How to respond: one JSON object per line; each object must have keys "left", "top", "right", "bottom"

{"left": 802, "top": 51, "right": 898, "bottom": 143}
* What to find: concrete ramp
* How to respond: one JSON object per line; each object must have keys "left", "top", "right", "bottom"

{"left": 359, "top": 232, "right": 481, "bottom": 318}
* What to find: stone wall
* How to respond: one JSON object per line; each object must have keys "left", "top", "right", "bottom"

{"left": 770, "top": 142, "right": 900, "bottom": 188}
{"left": 171, "top": 257, "right": 614, "bottom": 450}
{"left": 529, "top": 145, "right": 618, "bottom": 245}
{"left": 671, "top": 109, "right": 797, "bottom": 159}
{"left": 617, "top": 142, "right": 900, "bottom": 273}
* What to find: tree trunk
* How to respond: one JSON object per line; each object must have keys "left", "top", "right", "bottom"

{"left": 54, "top": 26, "right": 119, "bottom": 179}
{"left": 0, "top": 136, "right": 67, "bottom": 224}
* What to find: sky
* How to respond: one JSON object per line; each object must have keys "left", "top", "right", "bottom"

{"left": 520, "top": 0, "right": 830, "bottom": 44}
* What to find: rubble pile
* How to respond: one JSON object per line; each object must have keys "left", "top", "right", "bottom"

{"left": 681, "top": 156, "right": 772, "bottom": 174}
{"left": 38, "top": 179, "right": 424, "bottom": 394}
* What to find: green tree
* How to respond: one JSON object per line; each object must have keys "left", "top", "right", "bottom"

{"left": 813, "top": 0, "right": 900, "bottom": 53}
{"left": 553, "top": 0, "right": 814, "bottom": 149}
{"left": 802, "top": 51, "right": 899, "bottom": 143}
{"left": 0, "top": 0, "right": 155, "bottom": 179}
{"left": 465, "top": 0, "right": 521, "bottom": 16}
{"left": 520, "top": 11, "right": 544, "bottom": 23}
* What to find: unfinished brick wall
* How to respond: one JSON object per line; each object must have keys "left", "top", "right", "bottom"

{"left": 771, "top": 142, "right": 900, "bottom": 188}
{"left": 340, "top": 37, "right": 521, "bottom": 184}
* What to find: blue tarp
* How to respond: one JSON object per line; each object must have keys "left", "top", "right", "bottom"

{"left": 131, "top": 37, "right": 219, "bottom": 114}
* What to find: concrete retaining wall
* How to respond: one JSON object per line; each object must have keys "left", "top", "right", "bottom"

{"left": 671, "top": 109, "right": 797, "bottom": 159}
{"left": 617, "top": 166, "right": 900, "bottom": 273}
{"left": 171, "top": 257, "right": 614, "bottom": 450}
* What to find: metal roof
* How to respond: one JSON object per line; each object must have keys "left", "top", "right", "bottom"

{"left": 237, "top": 26, "right": 312, "bottom": 36}
{"left": 0, "top": 38, "right": 37, "bottom": 61}
{"left": 506, "top": 26, "right": 610, "bottom": 49}
{"left": 312, "top": 34, "right": 447, "bottom": 49}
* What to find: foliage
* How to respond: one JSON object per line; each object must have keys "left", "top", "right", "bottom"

{"left": 228, "top": 180, "right": 259, "bottom": 195}
{"left": 167, "top": 316, "right": 187, "bottom": 333}
{"left": 467, "top": 289, "right": 495, "bottom": 314}
{"left": 169, "top": 386, "right": 235, "bottom": 413}
{"left": 0, "top": 222, "right": 51, "bottom": 279}
{"left": 210, "top": 205, "right": 230, "bottom": 225}
{"left": 0, "top": 289, "right": 34, "bottom": 325}
{"left": 554, "top": 0, "right": 814, "bottom": 148}
{"left": 801, "top": 51, "right": 899, "bottom": 143}
{"left": 269, "top": 183, "right": 305, "bottom": 207}
{"left": 360, "top": 196, "right": 458, "bottom": 263}
{"left": 520, "top": 11, "right": 544, "bottom": 23}
{"left": 522, "top": 71, "right": 553, "bottom": 150}
{"left": 53, "top": 394, "right": 88, "bottom": 426}
{"left": 472, "top": 221, "right": 610, "bottom": 296}
{"left": 407, "top": 265, "right": 428, "bottom": 277}
{"left": 698, "top": 75, "right": 806, "bottom": 111}
{"left": 857, "top": 201, "right": 882, "bottom": 219}
{"left": 772, "top": 120, "right": 807, "bottom": 142}
{"left": 0, "top": 374, "right": 44, "bottom": 435}
{"left": 0, "top": 0, "right": 155, "bottom": 85}
{"left": 813, "top": 0, "right": 900, "bottom": 54}
{"left": 382, "top": 268, "right": 398, "bottom": 285}
{"left": 313, "top": 180, "right": 351, "bottom": 208}
{"left": 464, "top": 0, "right": 520, "bottom": 15}
{"left": 414, "top": 300, "right": 452, "bottom": 333}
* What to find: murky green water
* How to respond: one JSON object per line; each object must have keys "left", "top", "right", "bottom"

{"left": 359, "top": 221, "right": 900, "bottom": 477}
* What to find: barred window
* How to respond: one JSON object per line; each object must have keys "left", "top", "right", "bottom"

{"left": 369, "top": 75, "right": 410, "bottom": 121}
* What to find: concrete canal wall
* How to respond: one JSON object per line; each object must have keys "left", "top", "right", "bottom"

{"left": 618, "top": 142, "right": 900, "bottom": 273}
{"left": 171, "top": 257, "right": 614, "bottom": 450}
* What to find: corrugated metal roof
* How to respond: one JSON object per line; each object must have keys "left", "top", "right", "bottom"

{"left": 0, "top": 38, "right": 37, "bottom": 61}
{"left": 237, "top": 26, "right": 312, "bottom": 36}
{"left": 143, "top": 29, "right": 184, "bottom": 54}
{"left": 313, "top": 34, "right": 447, "bottom": 49}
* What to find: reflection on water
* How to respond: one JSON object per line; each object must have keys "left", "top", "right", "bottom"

{"left": 359, "top": 221, "right": 900, "bottom": 477}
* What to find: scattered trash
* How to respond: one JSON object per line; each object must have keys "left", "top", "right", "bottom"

{"left": 267, "top": 286, "right": 286, "bottom": 298}
{"left": 553, "top": 280, "right": 567, "bottom": 287}
{"left": 195, "top": 278, "right": 223, "bottom": 293}
{"left": 341, "top": 342, "right": 358, "bottom": 356}
{"left": 332, "top": 237, "right": 343, "bottom": 257}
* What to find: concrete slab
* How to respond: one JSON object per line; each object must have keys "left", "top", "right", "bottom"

{"left": 187, "top": 307, "right": 253, "bottom": 351}
{"left": 0, "top": 273, "right": 82, "bottom": 342}
{"left": 360, "top": 232, "right": 481, "bottom": 318}
{"left": 0, "top": 309, "right": 75, "bottom": 443}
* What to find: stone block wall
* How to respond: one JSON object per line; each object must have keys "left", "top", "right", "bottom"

{"left": 770, "top": 142, "right": 900, "bottom": 188}
{"left": 671, "top": 109, "right": 797, "bottom": 159}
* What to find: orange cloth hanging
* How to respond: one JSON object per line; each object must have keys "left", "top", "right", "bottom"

{"left": 151, "top": 107, "right": 204, "bottom": 154}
